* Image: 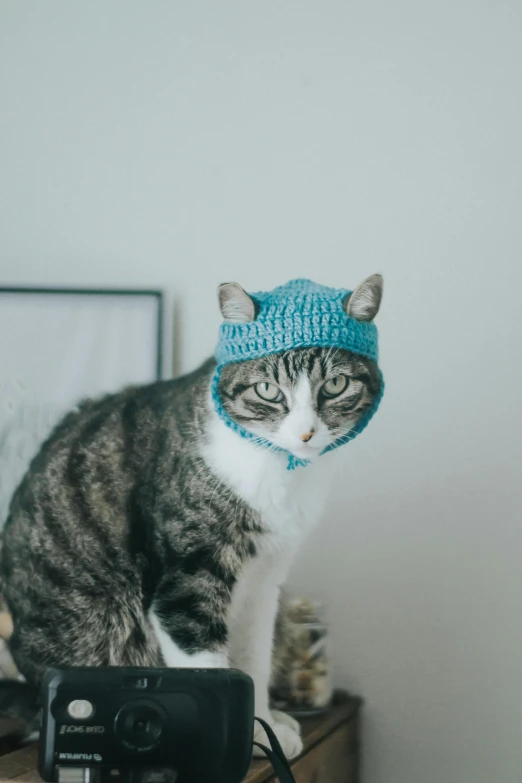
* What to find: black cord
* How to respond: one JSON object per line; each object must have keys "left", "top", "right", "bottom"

{"left": 253, "top": 718, "right": 297, "bottom": 783}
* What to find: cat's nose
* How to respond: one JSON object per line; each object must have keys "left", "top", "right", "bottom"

{"left": 300, "top": 429, "right": 315, "bottom": 442}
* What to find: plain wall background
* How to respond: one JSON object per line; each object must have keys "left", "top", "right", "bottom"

{"left": 1, "top": 2, "right": 521, "bottom": 781}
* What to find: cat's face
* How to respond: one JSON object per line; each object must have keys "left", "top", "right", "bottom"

{"left": 216, "top": 275, "right": 383, "bottom": 460}
{"left": 218, "top": 347, "right": 381, "bottom": 460}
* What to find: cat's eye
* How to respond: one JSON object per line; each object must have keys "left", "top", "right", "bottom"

{"left": 322, "top": 375, "right": 349, "bottom": 398}
{"left": 254, "top": 382, "right": 284, "bottom": 402}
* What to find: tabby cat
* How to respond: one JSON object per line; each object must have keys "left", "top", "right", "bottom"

{"left": 0, "top": 276, "right": 383, "bottom": 758}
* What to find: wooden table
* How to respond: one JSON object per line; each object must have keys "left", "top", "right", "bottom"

{"left": 0, "top": 692, "right": 361, "bottom": 783}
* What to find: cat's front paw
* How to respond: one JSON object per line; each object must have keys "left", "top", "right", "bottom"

{"left": 270, "top": 709, "right": 301, "bottom": 734}
{"left": 253, "top": 717, "right": 303, "bottom": 760}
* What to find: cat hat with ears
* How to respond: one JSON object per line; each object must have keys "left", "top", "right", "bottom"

{"left": 212, "top": 276, "right": 385, "bottom": 469}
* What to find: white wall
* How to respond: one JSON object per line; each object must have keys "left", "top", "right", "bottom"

{"left": 1, "top": 2, "right": 521, "bottom": 781}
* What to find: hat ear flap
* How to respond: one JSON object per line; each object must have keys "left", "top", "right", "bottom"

{"left": 343, "top": 274, "right": 383, "bottom": 322}
{"left": 218, "top": 283, "right": 257, "bottom": 323}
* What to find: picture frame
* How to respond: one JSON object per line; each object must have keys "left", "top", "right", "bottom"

{"left": 0, "top": 286, "right": 165, "bottom": 418}
{"left": 0, "top": 286, "right": 166, "bottom": 525}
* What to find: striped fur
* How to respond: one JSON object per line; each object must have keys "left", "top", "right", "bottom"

{"left": 0, "top": 347, "right": 381, "bottom": 756}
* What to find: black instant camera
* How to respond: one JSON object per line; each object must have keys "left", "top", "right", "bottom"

{"left": 38, "top": 667, "right": 256, "bottom": 783}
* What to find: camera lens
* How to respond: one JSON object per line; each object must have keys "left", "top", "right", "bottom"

{"left": 114, "top": 701, "right": 166, "bottom": 751}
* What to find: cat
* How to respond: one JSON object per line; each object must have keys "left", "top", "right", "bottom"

{"left": 0, "top": 403, "right": 64, "bottom": 531}
{"left": 0, "top": 275, "right": 383, "bottom": 758}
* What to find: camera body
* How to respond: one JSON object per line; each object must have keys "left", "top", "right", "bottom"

{"left": 39, "top": 667, "right": 255, "bottom": 783}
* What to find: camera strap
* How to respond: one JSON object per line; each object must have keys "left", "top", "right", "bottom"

{"left": 252, "top": 717, "right": 297, "bottom": 783}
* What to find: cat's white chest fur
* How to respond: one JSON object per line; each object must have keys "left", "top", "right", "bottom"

{"left": 154, "top": 399, "right": 338, "bottom": 759}
{"left": 200, "top": 410, "right": 335, "bottom": 738}
{"left": 202, "top": 412, "right": 334, "bottom": 551}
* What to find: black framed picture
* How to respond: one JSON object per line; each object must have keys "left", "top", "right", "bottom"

{"left": 0, "top": 287, "right": 165, "bottom": 524}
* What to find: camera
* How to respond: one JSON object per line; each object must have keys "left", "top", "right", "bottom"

{"left": 38, "top": 667, "right": 255, "bottom": 783}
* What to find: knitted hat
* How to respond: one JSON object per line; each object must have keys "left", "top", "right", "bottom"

{"left": 212, "top": 278, "right": 384, "bottom": 468}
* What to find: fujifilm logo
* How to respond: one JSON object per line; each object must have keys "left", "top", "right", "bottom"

{"left": 59, "top": 725, "right": 105, "bottom": 734}
{"left": 58, "top": 753, "right": 103, "bottom": 762}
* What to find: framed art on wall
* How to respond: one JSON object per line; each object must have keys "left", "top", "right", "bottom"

{"left": 0, "top": 287, "right": 164, "bottom": 418}
{"left": 0, "top": 287, "right": 165, "bottom": 524}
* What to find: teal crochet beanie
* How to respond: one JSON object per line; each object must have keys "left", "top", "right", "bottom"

{"left": 212, "top": 278, "right": 384, "bottom": 468}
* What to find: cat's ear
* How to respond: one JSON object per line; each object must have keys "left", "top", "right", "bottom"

{"left": 343, "top": 274, "right": 383, "bottom": 322}
{"left": 218, "top": 282, "right": 257, "bottom": 323}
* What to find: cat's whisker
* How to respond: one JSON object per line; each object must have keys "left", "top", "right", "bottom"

{"left": 348, "top": 438, "right": 376, "bottom": 459}
{"left": 185, "top": 457, "right": 211, "bottom": 497}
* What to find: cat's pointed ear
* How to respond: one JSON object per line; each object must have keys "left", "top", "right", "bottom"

{"left": 218, "top": 282, "right": 257, "bottom": 323}
{"left": 343, "top": 274, "right": 383, "bottom": 322}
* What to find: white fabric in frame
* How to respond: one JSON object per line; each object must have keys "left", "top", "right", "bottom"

{"left": 0, "top": 288, "right": 164, "bottom": 526}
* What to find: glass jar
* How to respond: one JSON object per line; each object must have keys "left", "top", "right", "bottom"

{"left": 270, "top": 596, "right": 333, "bottom": 716}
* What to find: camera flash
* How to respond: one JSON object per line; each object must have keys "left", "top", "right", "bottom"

{"left": 67, "top": 699, "right": 94, "bottom": 719}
